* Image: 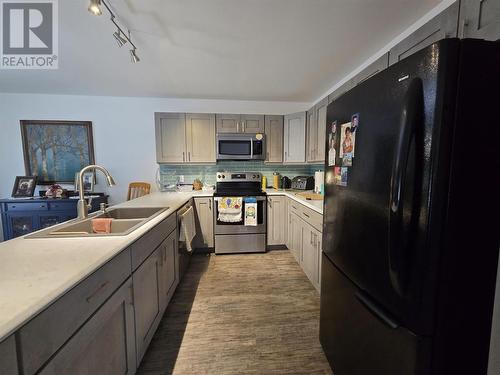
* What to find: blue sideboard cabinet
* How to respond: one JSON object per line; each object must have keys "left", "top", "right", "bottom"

{"left": 0, "top": 196, "right": 108, "bottom": 240}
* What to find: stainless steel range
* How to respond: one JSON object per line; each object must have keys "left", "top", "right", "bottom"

{"left": 214, "top": 172, "right": 267, "bottom": 254}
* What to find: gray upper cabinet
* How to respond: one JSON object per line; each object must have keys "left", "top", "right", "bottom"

{"left": 352, "top": 53, "right": 389, "bottom": 86}
{"left": 460, "top": 0, "right": 500, "bottom": 40}
{"left": 156, "top": 112, "right": 216, "bottom": 164}
{"left": 283, "top": 112, "right": 306, "bottom": 164}
{"left": 241, "top": 114, "right": 265, "bottom": 133}
{"left": 155, "top": 112, "right": 186, "bottom": 163}
{"left": 328, "top": 79, "right": 355, "bottom": 104}
{"left": 264, "top": 115, "right": 284, "bottom": 163}
{"left": 216, "top": 114, "right": 264, "bottom": 133}
{"left": 216, "top": 114, "right": 240, "bottom": 133}
{"left": 389, "top": 2, "right": 459, "bottom": 65}
{"left": 0, "top": 336, "right": 18, "bottom": 375}
{"left": 185, "top": 113, "right": 216, "bottom": 163}
{"left": 39, "top": 279, "right": 136, "bottom": 375}
{"left": 307, "top": 98, "right": 327, "bottom": 163}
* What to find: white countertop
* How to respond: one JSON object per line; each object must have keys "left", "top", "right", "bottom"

{"left": 0, "top": 189, "right": 320, "bottom": 342}
{"left": 266, "top": 189, "right": 324, "bottom": 214}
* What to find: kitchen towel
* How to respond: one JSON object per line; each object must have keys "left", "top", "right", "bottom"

{"left": 91, "top": 218, "right": 112, "bottom": 234}
{"left": 179, "top": 206, "right": 196, "bottom": 252}
{"left": 244, "top": 197, "right": 257, "bottom": 226}
{"left": 218, "top": 197, "right": 243, "bottom": 223}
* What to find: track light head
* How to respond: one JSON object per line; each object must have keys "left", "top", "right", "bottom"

{"left": 130, "top": 48, "right": 140, "bottom": 63}
{"left": 113, "top": 30, "right": 128, "bottom": 47}
{"left": 88, "top": 0, "right": 102, "bottom": 16}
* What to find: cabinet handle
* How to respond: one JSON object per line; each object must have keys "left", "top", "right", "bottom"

{"left": 267, "top": 151, "right": 269, "bottom": 161}
{"left": 209, "top": 199, "right": 212, "bottom": 211}
{"left": 460, "top": 18, "right": 468, "bottom": 39}
{"left": 303, "top": 212, "right": 310, "bottom": 219}
{"left": 188, "top": 152, "right": 191, "bottom": 161}
{"left": 129, "top": 285, "right": 135, "bottom": 306}
{"left": 310, "top": 231, "right": 313, "bottom": 245}
{"left": 86, "top": 281, "right": 109, "bottom": 303}
{"left": 182, "top": 152, "right": 185, "bottom": 162}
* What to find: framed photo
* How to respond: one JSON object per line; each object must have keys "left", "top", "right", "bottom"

{"left": 20, "top": 120, "right": 95, "bottom": 185}
{"left": 11, "top": 176, "right": 37, "bottom": 198}
{"left": 74, "top": 172, "right": 94, "bottom": 193}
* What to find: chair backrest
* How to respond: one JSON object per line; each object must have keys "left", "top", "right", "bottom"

{"left": 127, "top": 182, "right": 151, "bottom": 201}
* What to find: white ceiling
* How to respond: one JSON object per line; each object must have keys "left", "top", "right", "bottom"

{"left": 0, "top": 0, "right": 443, "bottom": 102}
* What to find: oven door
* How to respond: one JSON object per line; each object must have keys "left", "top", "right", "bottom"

{"left": 214, "top": 196, "right": 267, "bottom": 234}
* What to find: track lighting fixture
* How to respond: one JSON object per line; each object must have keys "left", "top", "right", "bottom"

{"left": 88, "top": 0, "right": 102, "bottom": 16}
{"left": 130, "top": 48, "right": 140, "bottom": 63}
{"left": 113, "top": 30, "right": 128, "bottom": 47}
{"left": 88, "top": 0, "right": 140, "bottom": 62}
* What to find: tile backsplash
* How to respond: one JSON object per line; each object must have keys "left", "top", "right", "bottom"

{"left": 160, "top": 161, "right": 325, "bottom": 188}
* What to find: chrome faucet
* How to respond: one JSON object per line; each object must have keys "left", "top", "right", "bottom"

{"left": 77, "top": 165, "right": 116, "bottom": 219}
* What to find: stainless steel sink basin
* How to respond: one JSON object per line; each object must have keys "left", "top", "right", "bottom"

{"left": 27, "top": 207, "right": 169, "bottom": 238}
{"left": 95, "top": 207, "right": 168, "bottom": 220}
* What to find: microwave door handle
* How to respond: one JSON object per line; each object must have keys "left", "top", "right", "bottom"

{"left": 250, "top": 138, "right": 254, "bottom": 158}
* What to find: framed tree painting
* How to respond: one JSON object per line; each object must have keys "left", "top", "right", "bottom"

{"left": 20, "top": 120, "right": 95, "bottom": 185}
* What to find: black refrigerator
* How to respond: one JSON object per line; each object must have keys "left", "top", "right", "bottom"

{"left": 320, "top": 38, "right": 500, "bottom": 375}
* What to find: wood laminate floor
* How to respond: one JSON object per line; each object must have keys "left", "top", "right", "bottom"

{"left": 137, "top": 250, "right": 333, "bottom": 375}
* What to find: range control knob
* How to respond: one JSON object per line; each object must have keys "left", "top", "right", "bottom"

{"left": 217, "top": 175, "right": 221, "bottom": 179}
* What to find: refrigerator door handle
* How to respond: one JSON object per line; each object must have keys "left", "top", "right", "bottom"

{"left": 355, "top": 291, "right": 399, "bottom": 329}
{"left": 388, "top": 77, "right": 423, "bottom": 296}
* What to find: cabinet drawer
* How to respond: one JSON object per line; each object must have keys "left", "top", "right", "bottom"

{"left": 48, "top": 202, "right": 76, "bottom": 211}
{"left": 0, "top": 335, "right": 18, "bottom": 375}
{"left": 18, "top": 249, "right": 132, "bottom": 375}
{"left": 7, "top": 202, "right": 48, "bottom": 211}
{"left": 130, "top": 213, "right": 176, "bottom": 270}
{"left": 288, "top": 199, "right": 323, "bottom": 232}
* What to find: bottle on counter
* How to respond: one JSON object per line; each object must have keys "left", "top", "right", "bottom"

{"left": 262, "top": 176, "right": 267, "bottom": 192}
{"left": 273, "top": 172, "right": 280, "bottom": 190}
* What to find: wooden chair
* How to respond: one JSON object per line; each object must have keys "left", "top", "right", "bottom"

{"left": 127, "top": 182, "right": 151, "bottom": 201}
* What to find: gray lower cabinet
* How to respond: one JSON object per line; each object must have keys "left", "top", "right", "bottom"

{"left": 185, "top": 113, "right": 216, "bottom": 163}
{"left": 283, "top": 112, "right": 306, "bottom": 164}
{"left": 193, "top": 197, "right": 214, "bottom": 248}
{"left": 289, "top": 212, "right": 302, "bottom": 263}
{"left": 267, "top": 196, "right": 286, "bottom": 246}
{"left": 460, "top": 0, "right": 500, "bottom": 40}
{"left": 156, "top": 112, "right": 216, "bottom": 164}
{"left": 389, "top": 2, "right": 459, "bottom": 66}
{"left": 133, "top": 247, "right": 163, "bottom": 363}
{"left": 216, "top": 114, "right": 264, "bottom": 133}
{"left": 0, "top": 336, "right": 18, "bottom": 375}
{"left": 301, "top": 224, "right": 321, "bottom": 291}
{"left": 264, "top": 115, "right": 284, "bottom": 163}
{"left": 351, "top": 53, "right": 389, "bottom": 86}
{"left": 39, "top": 279, "right": 136, "bottom": 375}
{"left": 158, "top": 230, "right": 179, "bottom": 312}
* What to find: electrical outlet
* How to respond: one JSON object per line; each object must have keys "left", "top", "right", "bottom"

{"left": 179, "top": 175, "right": 185, "bottom": 183}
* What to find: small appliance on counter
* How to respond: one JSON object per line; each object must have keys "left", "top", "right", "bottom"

{"left": 272, "top": 172, "right": 281, "bottom": 190}
{"left": 281, "top": 176, "right": 291, "bottom": 189}
{"left": 291, "top": 176, "right": 314, "bottom": 190}
{"left": 314, "top": 171, "right": 325, "bottom": 195}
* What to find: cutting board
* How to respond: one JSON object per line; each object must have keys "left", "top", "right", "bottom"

{"left": 296, "top": 192, "right": 324, "bottom": 201}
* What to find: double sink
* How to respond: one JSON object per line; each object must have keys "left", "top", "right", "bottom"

{"left": 28, "top": 207, "right": 169, "bottom": 238}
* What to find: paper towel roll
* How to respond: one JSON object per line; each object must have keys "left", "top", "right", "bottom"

{"left": 314, "top": 171, "right": 325, "bottom": 193}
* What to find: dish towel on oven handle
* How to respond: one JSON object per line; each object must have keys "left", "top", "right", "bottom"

{"left": 218, "top": 197, "right": 243, "bottom": 223}
{"left": 244, "top": 197, "right": 257, "bottom": 226}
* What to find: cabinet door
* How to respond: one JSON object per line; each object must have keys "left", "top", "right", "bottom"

{"left": 352, "top": 53, "right": 389, "bottom": 86}
{"left": 7, "top": 213, "right": 36, "bottom": 239}
{"left": 38, "top": 212, "right": 69, "bottom": 230}
{"left": 301, "top": 225, "right": 321, "bottom": 291}
{"left": 290, "top": 213, "right": 303, "bottom": 262}
{"left": 313, "top": 98, "right": 328, "bottom": 163}
{"left": 264, "top": 115, "right": 284, "bottom": 163}
{"left": 283, "top": 112, "right": 306, "bottom": 164}
{"left": 194, "top": 197, "right": 214, "bottom": 248}
{"left": 185, "top": 113, "right": 216, "bottom": 163}
{"left": 389, "top": 2, "right": 459, "bottom": 65}
{"left": 285, "top": 200, "right": 292, "bottom": 250}
{"left": 216, "top": 114, "right": 240, "bottom": 133}
{"left": 0, "top": 336, "right": 18, "bottom": 375}
{"left": 328, "top": 80, "right": 355, "bottom": 104}
{"left": 460, "top": 0, "right": 500, "bottom": 40}
{"left": 306, "top": 107, "right": 316, "bottom": 163}
{"left": 155, "top": 112, "right": 186, "bottom": 163}
{"left": 240, "top": 114, "right": 265, "bottom": 133}
{"left": 267, "top": 196, "right": 286, "bottom": 246}
{"left": 39, "top": 279, "right": 136, "bottom": 375}
{"left": 158, "top": 231, "right": 178, "bottom": 312}
{"left": 133, "top": 249, "right": 162, "bottom": 363}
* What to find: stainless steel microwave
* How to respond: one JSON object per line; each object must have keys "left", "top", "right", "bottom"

{"left": 216, "top": 133, "right": 266, "bottom": 160}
